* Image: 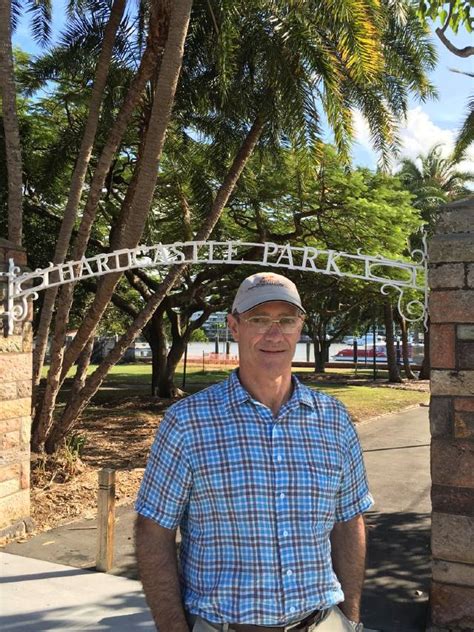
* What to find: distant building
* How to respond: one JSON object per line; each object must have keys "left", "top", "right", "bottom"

{"left": 201, "top": 311, "right": 230, "bottom": 341}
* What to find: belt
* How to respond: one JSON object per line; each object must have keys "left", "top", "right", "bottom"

{"left": 230, "top": 608, "right": 325, "bottom": 632}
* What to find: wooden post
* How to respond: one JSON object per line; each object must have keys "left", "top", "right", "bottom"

{"left": 96, "top": 468, "right": 116, "bottom": 572}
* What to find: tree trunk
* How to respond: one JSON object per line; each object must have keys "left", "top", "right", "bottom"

{"left": 158, "top": 338, "right": 187, "bottom": 399}
{"left": 44, "top": 114, "right": 265, "bottom": 453}
{"left": 55, "top": 0, "right": 189, "bottom": 384}
{"left": 418, "top": 318, "right": 430, "bottom": 380}
{"left": 313, "top": 339, "right": 329, "bottom": 373}
{"left": 0, "top": 0, "right": 23, "bottom": 246}
{"left": 143, "top": 309, "right": 168, "bottom": 396}
{"left": 32, "top": 0, "right": 127, "bottom": 390}
{"left": 394, "top": 310, "right": 416, "bottom": 380}
{"left": 70, "top": 337, "right": 94, "bottom": 399}
{"left": 383, "top": 299, "right": 402, "bottom": 383}
{"left": 152, "top": 334, "right": 169, "bottom": 397}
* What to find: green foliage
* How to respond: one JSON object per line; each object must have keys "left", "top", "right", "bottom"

{"left": 190, "top": 328, "right": 208, "bottom": 342}
{"left": 417, "top": 1, "right": 473, "bottom": 33}
{"left": 65, "top": 432, "right": 87, "bottom": 459}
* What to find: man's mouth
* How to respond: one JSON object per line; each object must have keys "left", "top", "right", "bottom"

{"left": 259, "top": 349, "right": 286, "bottom": 353}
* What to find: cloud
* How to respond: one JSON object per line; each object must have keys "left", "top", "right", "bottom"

{"left": 353, "top": 106, "right": 474, "bottom": 174}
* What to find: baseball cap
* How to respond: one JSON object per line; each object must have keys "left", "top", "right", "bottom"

{"left": 232, "top": 272, "right": 306, "bottom": 314}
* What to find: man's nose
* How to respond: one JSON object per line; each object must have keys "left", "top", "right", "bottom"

{"left": 264, "top": 321, "right": 284, "bottom": 338}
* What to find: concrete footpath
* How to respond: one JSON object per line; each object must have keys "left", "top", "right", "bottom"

{"left": 2, "top": 405, "right": 431, "bottom": 631}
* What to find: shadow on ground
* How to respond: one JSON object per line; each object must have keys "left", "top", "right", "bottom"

{"left": 2, "top": 574, "right": 154, "bottom": 630}
{"left": 362, "top": 511, "right": 431, "bottom": 632}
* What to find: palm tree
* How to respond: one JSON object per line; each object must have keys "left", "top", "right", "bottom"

{"left": 399, "top": 143, "right": 474, "bottom": 222}
{"left": 33, "top": 0, "right": 193, "bottom": 452}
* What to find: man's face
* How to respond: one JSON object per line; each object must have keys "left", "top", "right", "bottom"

{"left": 227, "top": 301, "right": 304, "bottom": 379}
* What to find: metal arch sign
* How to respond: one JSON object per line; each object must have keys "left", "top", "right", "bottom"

{"left": 2, "top": 238, "right": 428, "bottom": 335}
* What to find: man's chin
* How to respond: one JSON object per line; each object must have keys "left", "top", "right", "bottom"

{"left": 258, "top": 350, "right": 291, "bottom": 369}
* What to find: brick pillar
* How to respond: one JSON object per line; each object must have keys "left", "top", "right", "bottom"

{"left": 0, "top": 238, "right": 33, "bottom": 539}
{"left": 428, "top": 197, "right": 474, "bottom": 631}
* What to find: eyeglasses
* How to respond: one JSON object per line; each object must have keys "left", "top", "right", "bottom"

{"left": 240, "top": 315, "right": 304, "bottom": 334}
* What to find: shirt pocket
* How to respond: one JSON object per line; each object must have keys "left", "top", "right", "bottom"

{"left": 306, "top": 464, "right": 341, "bottom": 531}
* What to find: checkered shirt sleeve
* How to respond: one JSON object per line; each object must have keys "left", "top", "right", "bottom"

{"left": 136, "top": 410, "right": 192, "bottom": 529}
{"left": 335, "top": 415, "right": 373, "bottom": 522}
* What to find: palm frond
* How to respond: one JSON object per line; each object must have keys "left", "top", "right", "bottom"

{"left": 25, "top": 0, "right": 53, "bottom": 47}
{"left": 11, "top": 0, "right": 22, "bottom": 33}
{"left": 453, "top": 94, "right": 474, "bottom": 162}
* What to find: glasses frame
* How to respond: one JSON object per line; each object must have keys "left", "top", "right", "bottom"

{"left": 235, "top": 312, "right": 305, "bottom": 334}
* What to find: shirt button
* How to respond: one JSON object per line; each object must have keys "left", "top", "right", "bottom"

{"left": 283, "top": 530, "right": 289, "bottom": 537}
{"left": 290, "top": 607, "right": 296, "bottom": 613}
{"left": 286, "top": 569, "right": 293, "bottom": 576}
{"left": 279, "top": 492, "right": 285, "bottom": 499}
{"left": 277, "top": 455, "right": 282, "bottom": 462}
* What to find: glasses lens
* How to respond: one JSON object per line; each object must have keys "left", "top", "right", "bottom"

{"left": 246, "top": 317, "right": 272, "bottom": 333}
{"left": 279, "top": 317, "right": 300, "bottom": 333}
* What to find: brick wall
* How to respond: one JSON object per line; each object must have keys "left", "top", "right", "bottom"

{"left": 428, "top": 197, "right": 474, "bottom": 630}
{"left": 0, "top": 238, "right": 33, "bottom": 539}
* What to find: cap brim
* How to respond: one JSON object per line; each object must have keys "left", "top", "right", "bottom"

{"left": 236, "top": 297, "right": 306, "bottom": 314}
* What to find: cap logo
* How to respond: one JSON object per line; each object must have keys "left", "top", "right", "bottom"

{"left": 249, "top": 277, "right": 286, "bottom": 290}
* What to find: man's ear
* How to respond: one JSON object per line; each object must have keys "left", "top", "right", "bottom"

{"left": 227, "top": 313, "right": 239, "bottom": 341}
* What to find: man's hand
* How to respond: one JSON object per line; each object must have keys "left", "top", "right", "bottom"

{"left": 330, "top": 514, "right": 367, "bottom": 622}
{"left": 135, "top": 515, "right": 189, "bottom": 632}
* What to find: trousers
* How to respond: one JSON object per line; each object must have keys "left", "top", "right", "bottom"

{"left": 187, "top": 606, "right": 359, "bottom": 631}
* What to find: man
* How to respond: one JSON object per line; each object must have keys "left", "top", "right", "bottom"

{"left": 136, "top": 272, "right": 373, "bottom": 632}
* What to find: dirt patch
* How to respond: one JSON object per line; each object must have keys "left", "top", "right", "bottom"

{"left": 27, "top": 397, "right": 173, "bottom": 539}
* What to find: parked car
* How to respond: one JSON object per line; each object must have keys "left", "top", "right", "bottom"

{"left": 333, "top": 344, "right": 389, "bottom": 363}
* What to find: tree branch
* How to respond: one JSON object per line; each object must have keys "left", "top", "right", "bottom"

{"left": 435, "top": 28, "right": 474, "bottom": 58}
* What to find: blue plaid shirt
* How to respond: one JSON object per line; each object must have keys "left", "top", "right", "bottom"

{"left": 136, "top": 371, "right": 373, "bottom": 626}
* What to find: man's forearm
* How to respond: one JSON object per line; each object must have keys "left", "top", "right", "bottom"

{"left": 135, "top": 515, "right": 189, "bottom": 632}
{"left": 330, "top": 514, "right": 367, "bottom": 622}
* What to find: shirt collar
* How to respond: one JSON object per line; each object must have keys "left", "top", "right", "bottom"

{"left": 227, "top": 369, "right": 252, "bottom": 407}
{"left": 287, "top": 374, "right": 315, "bottom": 410}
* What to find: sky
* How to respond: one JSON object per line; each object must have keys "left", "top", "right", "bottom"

{"left": 12, "top": 2, "right": 474, "bottom": 174}
{"left": 351, "top": 26, "right": 474, "bottom": 173}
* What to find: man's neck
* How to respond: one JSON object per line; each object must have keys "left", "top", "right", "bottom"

{"left": 237, "top": 369, "right": 293, "bottom": 416}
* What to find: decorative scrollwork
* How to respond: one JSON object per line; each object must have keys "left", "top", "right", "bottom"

{"left": 381, "top": 283, "right": 427, "bottom": 325}
{"left": 11, "top": 296, "right": 30, "bottom": 323}
{"left": 409, "top": 231, "right": 428, "bottom": 265}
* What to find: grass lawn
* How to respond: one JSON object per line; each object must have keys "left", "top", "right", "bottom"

{"left": 312, "top": 384, "right": 428, "bottom": 421}
{"left": 45, "top": 363, "right": 429, "bottom": 423}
